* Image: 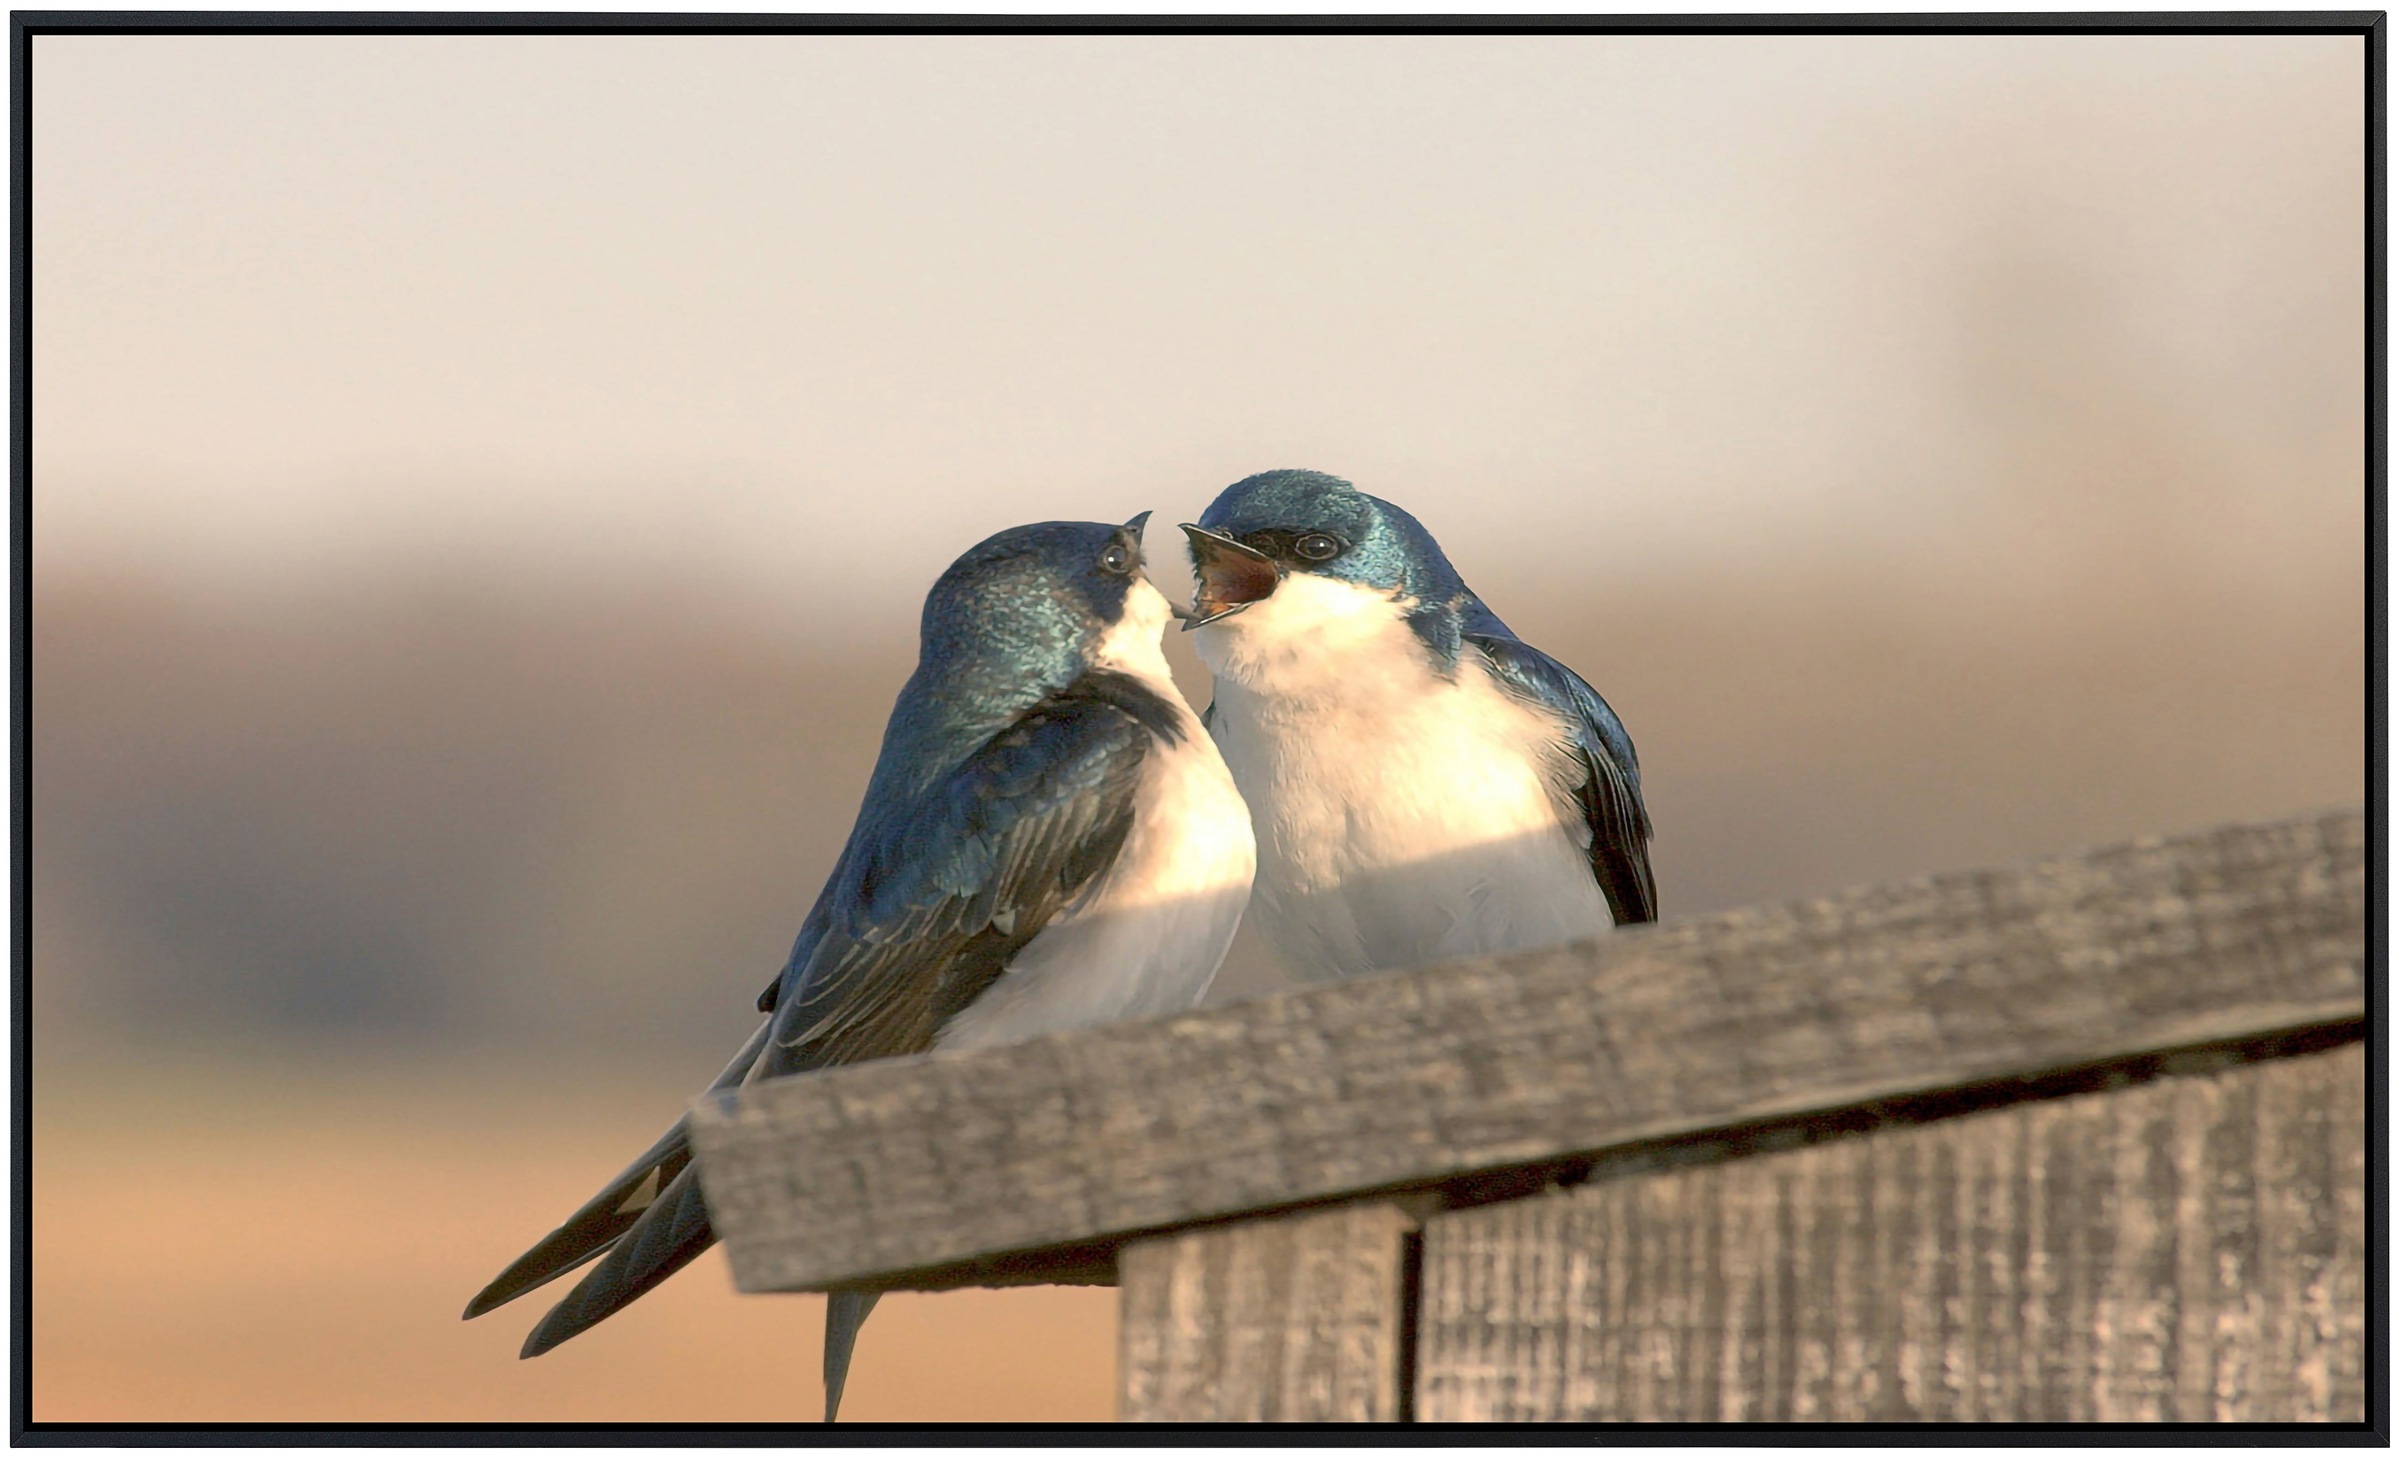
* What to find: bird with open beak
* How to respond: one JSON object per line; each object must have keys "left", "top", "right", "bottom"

{"left": 1181, "top": 469, "right": 1655, "bottom": 984}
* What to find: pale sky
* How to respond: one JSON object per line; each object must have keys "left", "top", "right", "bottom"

{"left": 31, "top": 33, "right": 2365, "bottom": 611}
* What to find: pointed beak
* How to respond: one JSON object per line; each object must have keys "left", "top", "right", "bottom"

{"left": 1118, "top": 510, "right": 1184, "bottom": 616}
{"left": 1114, "top": 511, "right": 1153, "bottom": 578}
{"left": 1180, "top": 523, "right": 1280, "bottom": 630}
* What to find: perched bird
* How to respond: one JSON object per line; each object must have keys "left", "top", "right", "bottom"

{"left": 1181, "top": 469, "right": 1654, "bottom": 983}
{"left": 466, "top": 516, "right": 1255, "bottom": 1420}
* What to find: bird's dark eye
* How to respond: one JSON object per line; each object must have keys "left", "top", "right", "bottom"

{"left": 1098, "top": 541, "right": 1135, "bottom": 576}
{"left": 1295, "top": 533, "right": 1343, "bottom": 562}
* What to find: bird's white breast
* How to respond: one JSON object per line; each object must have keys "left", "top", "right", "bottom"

{"left": 1194, "top": 573, "right": 1609, "bottom": 983}
{"left": 937, "top": 578, "right": 1257, "bottom": 1051}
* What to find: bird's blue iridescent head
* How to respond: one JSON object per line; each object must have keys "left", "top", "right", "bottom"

{"left": 918, "top": 515, "right": 1152, "bottom": 686}
{"left": 1181, "top": 471, "right": 1491, "bottom": 656}
{"left": 859, "top": 514, "right": 1161, "bottom": 799}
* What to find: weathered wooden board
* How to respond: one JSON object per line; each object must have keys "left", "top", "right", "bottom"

{"left": 688, "top": 809, "right": 2363, "bottom": 1292}
{"left": 1415, "top": 1041, "right": 2367, "bottom": 1422}
{"left": 1119, "top": 1201, "right": 1423, "bottom": 1422}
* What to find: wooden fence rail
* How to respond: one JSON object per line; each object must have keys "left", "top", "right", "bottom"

{"left": 688, "top": 808, "right": 2368, "bottom": 1423}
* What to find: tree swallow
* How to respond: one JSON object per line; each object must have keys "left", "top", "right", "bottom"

{"left": 464, "top": 516, "right": 1256, "bottom": 1420}
{"left": 1180, "top": 469, "right": 1654, "bottom": 983}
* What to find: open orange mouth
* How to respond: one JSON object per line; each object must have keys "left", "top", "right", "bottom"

{"left": 1179, "top": 525, "right": 1281, "bottom": 628}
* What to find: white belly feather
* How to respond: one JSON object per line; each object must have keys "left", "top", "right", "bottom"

{"left": 937, "top": 579, "right": 1257, "bottom": 1051}
{"left": 1194, "top": 573, "right": 1609, "bottom": 983}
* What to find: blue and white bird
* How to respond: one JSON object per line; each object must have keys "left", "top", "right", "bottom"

{"left": 466, "top": 516, "right": 1255, "bottom": 1420}
{"left": 1180, "top": 469, "right": 1654, "bottom": 983}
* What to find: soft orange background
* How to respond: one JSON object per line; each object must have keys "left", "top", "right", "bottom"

{"left": 28, "top": 32, "right": 2366, "bottom": 1425}
{"left": 32, "top": 1057, "right": 1119, "bottom": 1422}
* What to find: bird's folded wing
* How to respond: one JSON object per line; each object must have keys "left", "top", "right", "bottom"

{"left": 760, "top": 681, "right": 1159, "bottom": 1075}
{"left": 1470, "top": 633, "right": 1658, "bottom": 926}
{"left": 463, "top": 1016, "right": 772, "bottom": 1320}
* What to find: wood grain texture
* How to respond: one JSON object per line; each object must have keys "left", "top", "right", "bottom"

{"left": 1119, "top": 1201, "right": 1421, "bottom": 1422}
{"left": 1415, "top": 1042, "right": 2367, "bottom": 1422}
{"left": 687, "top": 809, "right": 2363, "bottom": 1292}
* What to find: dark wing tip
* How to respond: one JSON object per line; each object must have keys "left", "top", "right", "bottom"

{"left": 1467, "top": 632, "right": 1657, "bottom": 926}
{"left": 1588, "top": 780, "right": 1658, "bottom": 927}
{"left": 464, "top": 1237, "right": 610, "bottom": 1322}
{"left": 1598, "top": 843, "right": 1660, "bottom": 926}
{"left": 517, "top": 1295, "right": 606, "bottom": 1358}
{"left": 511, "top": 1170, "right": 719, "bottom": 1359}
{"left": 460, "top": 1158, "right": 668, "bottom": 1322}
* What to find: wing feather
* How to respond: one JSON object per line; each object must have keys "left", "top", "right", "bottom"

{"left": 1470, "top": 634, "right": 1658, "bottom": 926}
{"left": 461, "top": 1016, "right": 770, "bottom": 1319}
{"left": 761, "top": 685, "right": 1154, "bottom": 1074}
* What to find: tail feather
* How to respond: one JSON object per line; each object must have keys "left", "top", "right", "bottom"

{"left": 467, "top": 1017, "right": 770, "bottom": 1326}
{"left": 519, "top": 1163, "right": 718, "bottom": 1359}
{"left": 823, "top": 1289, "right": 883, "bottom": 1422}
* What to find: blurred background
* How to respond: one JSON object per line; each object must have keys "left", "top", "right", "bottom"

{"left": 30, "top": 32, "right": 2365, "bottom": 1423}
